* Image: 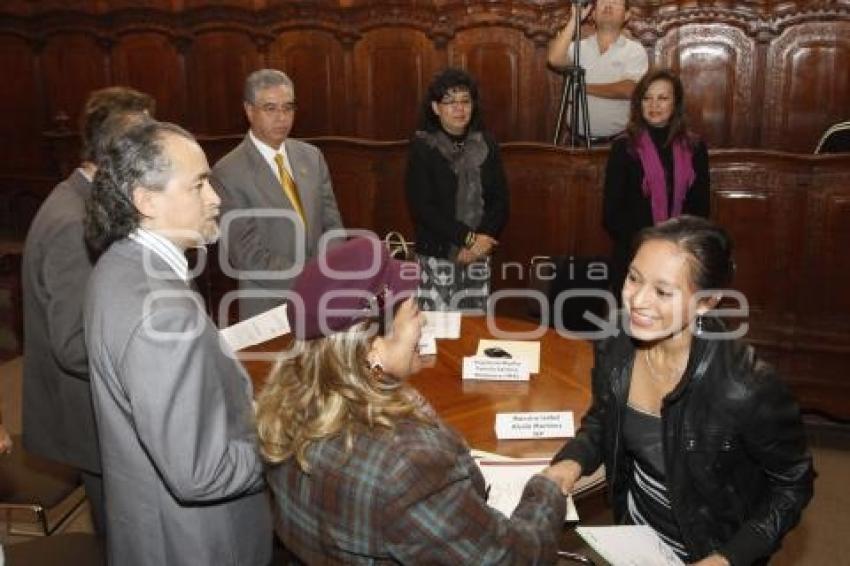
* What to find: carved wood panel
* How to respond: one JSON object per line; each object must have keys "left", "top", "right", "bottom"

{"left": 0, "top": 35, "right": 47, "bottom": 176}
{"left": 111, "top": 32, "right": 186, "bottom": 124}
{"left": 185, "top": 31, "right": 260, "bottom": 135}
{"left": 709, "top": 158, "right": 808, "bottom": 322}
{"left": 267, "top": 30, "right": 350, "bottom": 137}
{"left": 352, "top": 28, "right": 439, "bottom": 140}
{"left": 763, "top": 22, "right": 850, "bottom": 152}
{"left": 449, "top": 27, "right": 537, "bottom": 143}
{"left": 500, "top": 147, "right": 585, "bottom": 286}
{"left": 40, "top": 33, "right": 109, "bottom": 129}
{"left": 655, "top": 24, "right": 757, "bottom": 148}
{"left": 799, "top": 189, "right": 850, "bottom": 326}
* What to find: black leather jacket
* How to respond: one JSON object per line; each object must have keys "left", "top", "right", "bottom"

{"left": 554, "top": 320, "right": 814, "bottom": 565}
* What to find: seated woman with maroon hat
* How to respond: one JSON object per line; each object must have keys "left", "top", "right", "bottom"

{"left": 256, "top": 236, "right": 567, "bottom": 564}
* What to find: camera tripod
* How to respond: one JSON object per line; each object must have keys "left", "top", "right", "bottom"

{"left": 553, "top": 0, "right": 593, "bottom": 149}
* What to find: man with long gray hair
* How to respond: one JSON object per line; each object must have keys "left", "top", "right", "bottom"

{"left": 84, "top": 120, "right": 271, "bottom": 565}
{"left": 213, "top": 68, "right": 344, "bottom": 320}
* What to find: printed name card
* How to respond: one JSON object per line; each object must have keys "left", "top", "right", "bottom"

{"left": 422, "top": 311, "right": 462, "bottom": 339}
{"left": 418, "top": 333, "right": 437, "bottom": 356}
{"left": 494, "top": 411, "right": 575, "bottom": 440}
{"left": 462, "top": 357, "right": 529, "bottom": 381}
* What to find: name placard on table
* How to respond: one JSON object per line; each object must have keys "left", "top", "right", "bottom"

{"left": 495, "top": 411, "right": 574, "bottom": 440}
{"left": 462, "top": 357, "right": 529, "bottom": 381}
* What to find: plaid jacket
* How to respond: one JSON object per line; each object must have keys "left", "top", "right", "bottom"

{"left": 267, "top": 419, "right": 566, "bottom": 564}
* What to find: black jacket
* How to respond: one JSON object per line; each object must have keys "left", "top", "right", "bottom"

{"left": 405, "top": 130, "right": 509, "bottom": 259}
{"left": 554, "top": 319, "right": 814, "bottom": 565}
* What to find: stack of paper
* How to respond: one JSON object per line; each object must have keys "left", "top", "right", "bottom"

{"left": 470, "top": 449, "right": 604, "bottom": 522}
{"left": 575, "top": 525, "right": 685, "bottom": 566}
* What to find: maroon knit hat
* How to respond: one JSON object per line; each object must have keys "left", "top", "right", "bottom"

{"left": 286, "top": 236, "right": 420, "bottom": 340}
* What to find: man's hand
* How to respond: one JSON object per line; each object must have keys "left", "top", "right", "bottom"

{"left": 570, "top": 2, "right": 595, "bottom": 27}
{"left": 548, "top": 2, "right": 595, "bottom": 68}
{"left": 0, "top": 424, "right": 13, "bottom": 455}
{"left": 541, "top": 460, "right": 583, "bottom": 494}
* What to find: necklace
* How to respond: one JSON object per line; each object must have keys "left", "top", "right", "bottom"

{"left": 643, "top": 349, "right": 686, "bottom": 383}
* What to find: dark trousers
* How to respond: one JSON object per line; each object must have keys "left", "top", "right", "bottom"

{"left": 81, "top": 470, "right": 106, "bottom": 536}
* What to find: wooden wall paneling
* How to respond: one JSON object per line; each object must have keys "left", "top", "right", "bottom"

{"left": 655, "top": 23, "right": 757, "bottom": 148}
{"left": 449, "top": 27, "right": 536, "bottom": 143}
{"left": 370, "top": 143, "right": 413, "bottom": 239}
{"left": 184, "top": 30, "right": 261, "bottom": 135}
{"left": 40, "top": 32, "right": 109, "bottom": 136}
{"left": 1, "top": 0, "right": 99, "bottom": 13}
{"left": 0, "top": 35, "right": 49, "bottom": 180}
{"left": 311, "top": 139, "right": 380, "bottom": 231}
{"left": 267, "top": 30, "right": 349, "bottom": 137}
{"left": 111, "top": 32, "right": 187, "bottom": 124}
{"left": 709, "top": 154, "right": 808, "bottom": 328}
{"left": 309, "top": 138, "right": 410, "bottom": 241}
{"left": 184, "top": 0, "right": 254, "bottom": 8}
{"left": 200, "top": 135, "right": 243, "bottom": 168}
{"left": 352, "top": 27, "right": 438, "bottom": 140}
{"left": 498, "top": 144, "right": 583, "bottom": 288}
{"left": 799, "top": 182, "right": 850, "bottom": 328}
{"left": 567, "top": 150, "right": 610, "bottom": 258}
{"left": 762, "top": 22, "right": 850, "bottom": 153}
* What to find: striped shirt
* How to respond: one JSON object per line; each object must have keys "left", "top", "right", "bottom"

{"left": 623, "top": 403, "right": 690, "bottom": 561}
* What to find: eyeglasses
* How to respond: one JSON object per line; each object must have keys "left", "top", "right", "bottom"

{"left": 255, "top": 102, "right": 297, "bottom": 115}
{"left": 438, "top": 98, "right": 472, "bottom": 109}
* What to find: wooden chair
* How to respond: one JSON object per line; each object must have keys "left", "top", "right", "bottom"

{"left": 3, "top": 532, "right": 103, "bottom": 565}
{"left": 0, "top": 435, "right": 86, "bottom": 537}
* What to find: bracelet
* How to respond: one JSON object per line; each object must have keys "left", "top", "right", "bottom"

{"left": 465, "top": 231, "right": 476, "bottom": 249}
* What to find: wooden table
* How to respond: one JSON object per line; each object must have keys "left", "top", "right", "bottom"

{"left": 409, "top": 316, "right": 593, "bottom": 458}
{"left": 245, "top": 315, "right": 594, "bottom": 459}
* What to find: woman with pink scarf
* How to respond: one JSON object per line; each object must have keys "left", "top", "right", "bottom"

{"left": 604, "top": 69, "right": 710, "bottom": 300}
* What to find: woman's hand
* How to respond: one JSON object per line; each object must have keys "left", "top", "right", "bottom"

{"left": 690, "top": 554, "right": 730, "bottom": 566}
{"left": 0, "top": 424, "right": 12, "bottom": 455}
{"left": 541, "top": 460, "right": 582, "bottom": 495}
{"left": 471, "top": 234, "right": 498, "bottom": 258}
{"left": 456, "top": 248, "right": 477, "bottom": 265}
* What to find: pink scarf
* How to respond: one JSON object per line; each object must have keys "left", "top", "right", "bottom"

{"left": 634, "top": 130, "right": 695, "bottom": 224}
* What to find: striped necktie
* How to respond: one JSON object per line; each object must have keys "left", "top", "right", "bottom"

{"left": 274, "top": 153, "right": 306, "bottom": 226}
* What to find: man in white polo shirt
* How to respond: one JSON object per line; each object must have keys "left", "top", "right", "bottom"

{"left": 547, "top": 0, "right": 648, "bottom": 143}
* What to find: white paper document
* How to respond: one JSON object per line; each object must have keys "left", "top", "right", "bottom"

{"left": 476, "top": 339, "right": 541, "bottom": 373}
{"left": 219, "top": 305, "right": 290, "bottom": 351}
{"left": 475, "top": 459, "right": 578, "bottom": 522}
{"left": 422, "top": 311, "right": 462, "bottom": 339}
{"left": 575, "top": 525, "right": 685, "bottom": 566}
{"left": 495, "top": 411, "right": 574, "bottom": 440}
{"left": 417, "top": 333, "right": 437, "bottom": 356}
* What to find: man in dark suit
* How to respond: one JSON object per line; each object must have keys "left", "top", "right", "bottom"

{"left": 213, "top": 68, "right": 344, "bottom": 320}
{"left": 84, "top": 120, "right": 271, "bottom": 565}
{"left": 21, "top": 86, "right": 154, "bottom": 533}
